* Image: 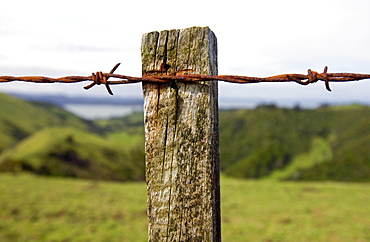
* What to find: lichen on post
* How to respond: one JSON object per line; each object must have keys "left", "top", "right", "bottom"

{"left": 141, "top": 26, "right": 220, "bottom": 241}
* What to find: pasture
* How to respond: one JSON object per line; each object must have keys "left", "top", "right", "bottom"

{"left": 0, "top": 173, "right": 369, "bottom": 241}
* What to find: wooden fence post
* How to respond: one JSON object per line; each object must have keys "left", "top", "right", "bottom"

{"left": 141, "top": 26, "right": 221, "bottom": 241}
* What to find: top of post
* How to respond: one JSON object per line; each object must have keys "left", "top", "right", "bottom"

{"left": 141, "top": 26, "right": 217, "bottom": 77}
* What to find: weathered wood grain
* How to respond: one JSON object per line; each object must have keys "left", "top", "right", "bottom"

{"left": 141, "top": 26, "right": 220, "bottom": 241}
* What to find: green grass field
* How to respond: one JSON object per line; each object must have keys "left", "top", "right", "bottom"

{"left": 0, "top": 173, "right": 369, "bottom": 241}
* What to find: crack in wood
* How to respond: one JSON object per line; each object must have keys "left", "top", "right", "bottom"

{"left": 141, "top": 26, "right": 220, "bottom": 242}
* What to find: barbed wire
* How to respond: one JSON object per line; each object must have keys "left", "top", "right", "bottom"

{"left": 0, "top": 63, "right": 369, "bottom": 95}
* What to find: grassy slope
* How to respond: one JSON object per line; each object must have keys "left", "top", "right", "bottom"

{"left": 97, "top": 112, "right": 145, "bottom": 150}
{"left": 265, "top": 136, "right": 333, "bottom": 181}
{"left": 93, "top": 105, "right": 369, "bottom": 182}
{"left": 0, "top": 173, "right": 369, "bottom": 241}
{"left": 219, "top": 105, "right": 370, "bottom": 181}
{"left": 0, "top": 127, "right": 145, "bottom": 181}
{"left": 0, "top": 93, "right": 93, "bottom": 152}
{"left": 1, "top": 92, "right": 368, "bottom": 182}
{"left": 295, "top": 105, "right": 370, "bottom": 181}
{"left": 0, "top": 94, "right": 145, "bottom": 181}
{"left": 219, "top": 107, "right": 329, "bottom": 178}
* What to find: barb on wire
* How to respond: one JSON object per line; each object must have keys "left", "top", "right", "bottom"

{"left": 1, "top": 63, "right": 369, "bottom": 95}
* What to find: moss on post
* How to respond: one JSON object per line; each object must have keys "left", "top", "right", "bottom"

{"left": 141, "top": 26, "right": 220, "bottom": 241}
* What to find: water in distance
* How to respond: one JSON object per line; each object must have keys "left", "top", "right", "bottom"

{"left": 63, "top": 104, "right": 143, "bottom": 120}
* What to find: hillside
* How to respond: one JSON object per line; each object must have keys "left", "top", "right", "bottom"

{"left": 0, "top": 127, "right": 144, "bottom": 181}
{"left": 0, "top": 93, "right": 145, "bottom": 181}
{"left": 293, "top": 105, "right": 370, "bottom": 181}
{"left": 219, "top": 104, "right": 370, "bottom": 181}
{"left": 94, "top": 104, "right": 369, "bottom": 182}
{"left": 0, "top": 93, "right": 368, "bottom": 182}
{"left": 0, "top": 93, "right": 96, "bottom": 153}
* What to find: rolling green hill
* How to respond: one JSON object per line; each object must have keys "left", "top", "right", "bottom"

{"left": 94, "top": 104, "right": 369, "bottom": 182}
{"left": 0, "top": 93, "right": 95, "bottom": 153}
{"left": 0, "top": 93, "right": 144, "bottom": 181}
{"left": 293, "top": 105, "right": 370, "bottom": 181}
{"left": 0, "top": 127, "right": 144, "bottom": 181}
{"left": 219, "top": 104, "right": 370, "bottom": 181}
{"left": 0, "top": 92, "right": 368, "bottom": 182}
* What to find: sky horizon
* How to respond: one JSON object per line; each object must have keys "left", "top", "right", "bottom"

{"left": 1, "top": 0, "right": 369, "bottom": 106}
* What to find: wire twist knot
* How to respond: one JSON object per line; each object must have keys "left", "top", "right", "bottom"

{"left": 83, "top": 63, "right": 121, "bottom": 95}
{"left": 286, "top": 66, "right": 331, "bottom": 91}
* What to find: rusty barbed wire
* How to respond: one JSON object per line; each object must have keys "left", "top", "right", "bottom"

{"left": 1, "top": 63, "right": 369, "bottom": 95}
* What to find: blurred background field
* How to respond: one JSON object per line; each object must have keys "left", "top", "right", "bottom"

{"left": 0, "top": 93, "right": 369, "bottom": 241}
{"left": 0, "top": 173, "right": 369, "bottom": 241}
{"left": 1, "top": 93, "right": 369, "bottom": 182}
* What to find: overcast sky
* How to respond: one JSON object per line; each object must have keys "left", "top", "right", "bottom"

{"left": 1, "top": 0, "right": 369, "bottom": 106}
